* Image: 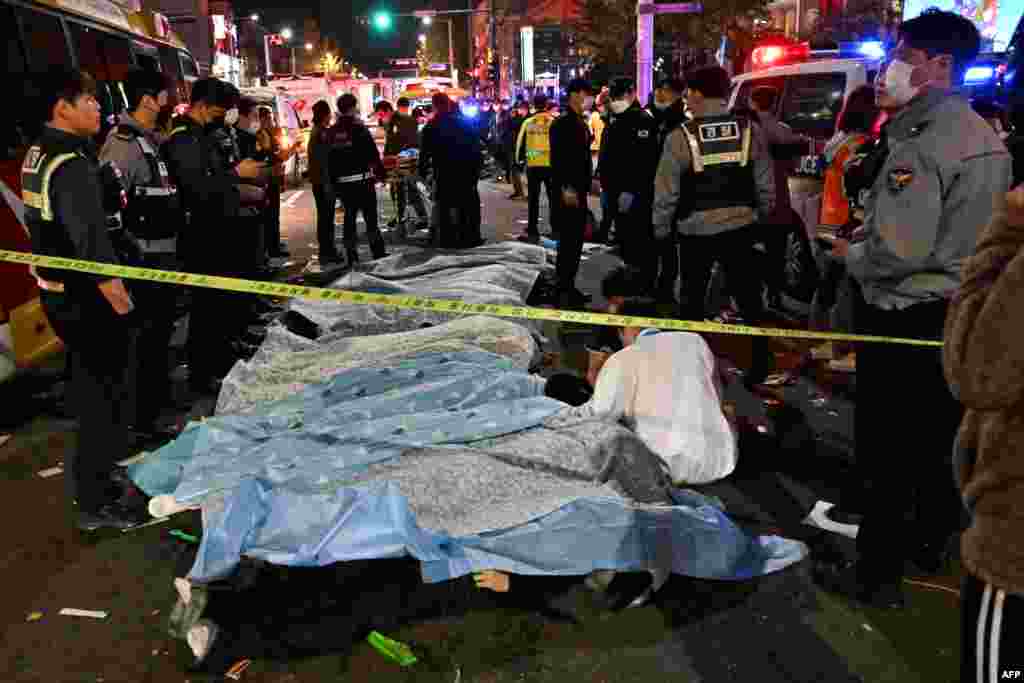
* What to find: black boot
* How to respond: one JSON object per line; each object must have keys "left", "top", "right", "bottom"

{"left": 345, "top": 245, "right": 359, "bottom": 266}
{"left": 370, "top": 239, "right": 389, "bottom": 260}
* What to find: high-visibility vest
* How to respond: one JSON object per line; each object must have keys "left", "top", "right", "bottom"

{"left": 820, "top": 134, "right": 868, "bottom": 228}
{"left": 516, "top": 113, "right": 553, "bottom": 168}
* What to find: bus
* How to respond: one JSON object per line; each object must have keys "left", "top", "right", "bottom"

{"left": 0, "top": 0, "right": 200, "bottom": 383}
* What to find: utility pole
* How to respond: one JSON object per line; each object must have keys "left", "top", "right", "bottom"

{"left": 637, "top": 0, "right": 654, "bottom": 104}
{"left": 636, "top": 1, "right": 703, "bottom": 103}
{"left": 489, "top": 0, "right": 497, "bottom": 97}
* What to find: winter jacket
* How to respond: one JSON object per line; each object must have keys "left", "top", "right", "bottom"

{"left": 944, "top": 200, "right": 1024, "bottom": 595}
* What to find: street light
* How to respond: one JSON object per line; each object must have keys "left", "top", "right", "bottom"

{"left": 281, "top": 27, "right": 293, "bottom": 40}
{"left": 305, "top": 43, "right": 313, "bottom": 51}
{"left": 372, "top": 11, "right": 392, "bottom": 30}
{"left": 418, "top": 34, "right": 427, "bottom": 44}
{"left": 250, "top": 13, "right": 259, "bottom": 22}
{"left": 421, "top": 15, "right": 432, "bottom": 25}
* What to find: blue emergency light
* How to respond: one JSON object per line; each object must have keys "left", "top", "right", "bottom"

{"left": 964, "top": 65, "right": 996, "bottom": 83}
{"left": 462, "top": 104, "right": 479, "bottom": 118}
{"left": 855, "top": 41, "right": 885, "bottom": 60}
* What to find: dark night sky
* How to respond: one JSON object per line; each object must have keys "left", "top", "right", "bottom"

{"left": 233, "top": 0, "right": 475, "bottom": 74}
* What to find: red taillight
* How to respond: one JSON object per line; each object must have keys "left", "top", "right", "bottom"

{"left": 751, "top": 42, "right": 810, "bottom": 70}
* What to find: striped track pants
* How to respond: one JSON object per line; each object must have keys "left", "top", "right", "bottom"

{"left": 963, "top": 573, "right": 1023, "bottom": 683}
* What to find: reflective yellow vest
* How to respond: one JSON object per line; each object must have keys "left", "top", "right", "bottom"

{"left": 516, "top": 112, "right": 554, "bottom": 168}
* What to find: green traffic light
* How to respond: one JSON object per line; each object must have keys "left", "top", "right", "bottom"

{"left": 372, "top": 11, "right": 392, "bottom": 30}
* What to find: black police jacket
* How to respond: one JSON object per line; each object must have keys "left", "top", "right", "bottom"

{"left": 162, "top": 116, "right": 242, "bottom": 227}
{"left": 21, "top": 126, "right": 121, "bottom": 291}
{"left": 601, "top": 102, "right": 659, "bottom": 198}
{"left": 326, "top": 115, "right": 385, "bottom": 184}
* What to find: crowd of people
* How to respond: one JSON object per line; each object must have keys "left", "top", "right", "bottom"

{"left": 10, "top": 5, "right": 1024, "bottom": 679}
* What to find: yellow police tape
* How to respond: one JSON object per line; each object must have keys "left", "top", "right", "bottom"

{"left": 0, "top": 249, "right": 943, "bottom": 347}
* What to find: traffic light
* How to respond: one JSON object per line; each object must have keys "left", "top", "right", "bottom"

{"left": 269, "top": 34, "right": 284, "bottom": 46}
{"left": 488, "top": 59, "right": 499, "bottom": 84}
{"left": 372, "top": 11, "right": 392, "bottom": 31}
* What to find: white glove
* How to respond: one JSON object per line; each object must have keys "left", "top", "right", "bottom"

{"left": 618, "top": 192, "right": 635, "bottom": 213}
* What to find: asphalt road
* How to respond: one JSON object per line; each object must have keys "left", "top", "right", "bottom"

{"left": 0, "top": 179, "right": 963, "bottom": 683}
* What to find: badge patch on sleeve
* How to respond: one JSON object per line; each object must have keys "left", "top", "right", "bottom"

{"left": 887, "top": 168, "right": 914, "bottom": 194}
{"left": 638, "top": 129, "right": 650, "bottom": 138}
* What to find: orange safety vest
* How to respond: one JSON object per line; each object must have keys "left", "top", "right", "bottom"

{"left": 820, "top": 134, "right": 868, "bottom": 228}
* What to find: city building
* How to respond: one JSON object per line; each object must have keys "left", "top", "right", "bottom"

{"left": 142, "top": 0, "right": 242, "bottom": 84}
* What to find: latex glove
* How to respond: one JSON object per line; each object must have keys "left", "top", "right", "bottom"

{"left": 618, "top": 192, "right": 635, "bottom": 213}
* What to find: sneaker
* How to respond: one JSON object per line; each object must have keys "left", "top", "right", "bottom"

{"left": 77, "top": 501, "right": 149, "bottom": 532}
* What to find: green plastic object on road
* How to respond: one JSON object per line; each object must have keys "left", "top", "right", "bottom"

{"left": 169, "top": 530, "right": 199, "bottom": 544}
{"left": 367, "top": 630, "right": 417, "bottom": 667}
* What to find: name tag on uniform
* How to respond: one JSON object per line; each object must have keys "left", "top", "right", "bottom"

{"left": 157, "top": 161, "right": 169, "bottom": 179}
{"left": 22, "top": 147, "right": 43, "bottom": 173}
{"left": 698, "top": 122, "right": 739, "bottom": 143}
{"left": 638, "top": 130, "right": 649, "bottom": 139}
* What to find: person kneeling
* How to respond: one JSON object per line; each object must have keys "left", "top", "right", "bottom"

{"left": 568, "top": 298, "right": 738, "bottom": 485}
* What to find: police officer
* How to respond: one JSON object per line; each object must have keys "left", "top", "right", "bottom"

{"left": 162, "top": 78, "right": 265, "bottom": 396}
{"left": 814, "top": 10, "right": 1011, "bottom": 608}
{"left": 652, "top": 65, "right": 776, "bottom": 384}
{"left": 650, "top": 77, "right": 688, "bottom": 303}
{"left": 550, "top": 78, "right": 595, "bottom": 309}
{"left": 99, "top": 68, "right": 182, "bottom": 438}
{"left": 327, "top": 93, "right": 388, "bottom": 265}
{"left": 514, "top": 94, "right": 557, "bottom": 243}
{"left": 232, "top": 98, "right": 269, "bottom": 277}
{"left": 22, "top": 67, "right": 146, "bottom": 530}
{"left": 601, "top": 78, "right": 661, "bottom": 278}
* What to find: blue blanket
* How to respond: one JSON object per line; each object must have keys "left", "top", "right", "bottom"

{"left": 129, "top": 350, "right": 807, "bottom": 584}
{"left": 130, "top": 351, "right": 560, "bottom": 501}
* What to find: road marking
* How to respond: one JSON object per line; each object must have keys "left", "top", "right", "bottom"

{"left": 282, "top": 190, "right": 305, "bottom": 208}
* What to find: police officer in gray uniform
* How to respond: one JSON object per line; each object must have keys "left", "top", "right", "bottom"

{"left": 100, "top": 68, "right": 181, "bottom": 437}
{"left": 22, "top": 67, "right": 146, "bottom": 531}
{"left": 652, "top": 65, "right": 776, "bottom": 384}
{"left": 814, "top": 9, "right": 1012, "bottom": 608}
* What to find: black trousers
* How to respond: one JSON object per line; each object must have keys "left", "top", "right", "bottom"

{"left": 40, "top": 290, "right": 133, "bottom": 512}
{"left": 263, "top": 177, "right": 282, "bottom": 256}
{"left": 555, "top": 199, "right": 587, "bottom": 291}
{"left": 436, "top": 179, "right": 482, "bottom": 249}
{"left": 394, "top": 175, "right": 427, "bottom": 222}
{"left": 311, "top": 183, "right": 337, "bottom": 260}
{"left": 336, "top": 180, "right": 385, "bottom": 257}
{"left": 126, "top": 251, "right": 180, "bottom": 428}
{"left": 653, "top": 232, "right": 679, "bottom": 302}
{"left": 961, "top": 573, "right": 1024, "bottom": 683}
{"left": 183, "top": 251, "right": 247, "bottom": 386}
{"left": 853, "top": 296, "right": 963, "bottom": 585}
{"left": 617, "top": 197, "right": 655, "bottom": 275}
{"left": 677, "top": 225, "right": 765, "bottom": 323}
{"left": 526, "top": 167, "right": 557, "bottom": 237}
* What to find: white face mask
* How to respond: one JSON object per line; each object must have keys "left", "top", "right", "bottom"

{"left": 609, "top": 99, "right": 630, "bottom": 115}
{"left": 225, "top": 108, "right": 239, "bottom": 126}
{"left": 882, "top": 59, "right": 924, "bottom": 107}
{"left": 583, "top": 96, "right": 595, "bottom": 110}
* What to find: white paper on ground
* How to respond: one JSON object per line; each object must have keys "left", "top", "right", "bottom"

{"left": 802, "top": 500, "right": 859, "bottom": 539}
{"left": 59, "top": 608, "right": 107, "bottom": 619}
{"left": 37, "top": 467, "right": 64, "bottom": 478}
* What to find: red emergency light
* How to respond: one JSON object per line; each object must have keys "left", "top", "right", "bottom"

{"left": 751, "top": 42, "right": 810, "bottom": 70}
